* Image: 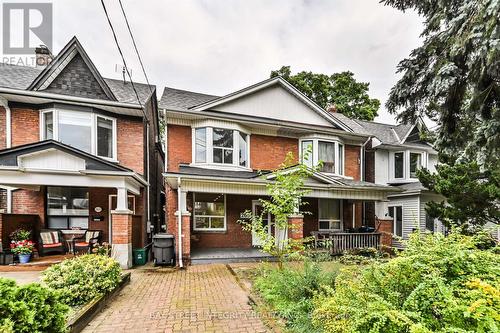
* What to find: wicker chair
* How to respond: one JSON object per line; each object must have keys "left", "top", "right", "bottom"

{"left": 38, "top": 230, "right": 66, "bottom": 256}
{"left": 72, "top": 230, "right": 102, "bottom": 254}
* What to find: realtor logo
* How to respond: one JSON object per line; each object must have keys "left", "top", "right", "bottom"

{"left": 2, "top": 2, "right": 53, "bottom": 54}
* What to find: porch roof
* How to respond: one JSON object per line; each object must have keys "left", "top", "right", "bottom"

{"left": 0, "top": 140, "right": 146, "bottom": 194}
{"left": 164, "top": 165, "right": 400, "bottom": 201}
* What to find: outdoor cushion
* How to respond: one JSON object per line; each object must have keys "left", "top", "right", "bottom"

{"left": 40, "top": 231, "right": 60, "bottom": 244}
{"left": 42, "top": 242, "right": 62, "bottom": 248}
{"left": 85, "top": 231, "right": 100, "bottom": 242}
{"left": 75, "top": 242, "right": 89, "bottom": 247}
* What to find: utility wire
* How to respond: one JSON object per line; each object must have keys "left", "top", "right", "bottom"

{"left": 118, "top": 0, "right": 154, "bottom": 96}
{"left": 100, "top": 0, "right": 149, "bottom": 123}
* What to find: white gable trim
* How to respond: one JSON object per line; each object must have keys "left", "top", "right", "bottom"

{"left": 192, "top": 77, "right": 353, "bottom": 133}
{"left": 17, "top": 148, "right": 86, "bottom": 172}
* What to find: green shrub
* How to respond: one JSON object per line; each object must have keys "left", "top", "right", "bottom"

{"left": 42, "top": 254, "right": 122, "bottom": 306}
{"left": 254, "top": 261, "right": 339, "bottom": 332}
{"left": 312, "top": 232, "right": 500, "bottom": 333}
{"left": 0, "top": 278, "right": 68, "bottom": 333}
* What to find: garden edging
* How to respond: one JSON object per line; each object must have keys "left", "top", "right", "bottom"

{"left": 66, "top": 272, "right": 131, "bottom": 333}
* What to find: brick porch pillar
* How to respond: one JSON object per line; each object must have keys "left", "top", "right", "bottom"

{"left": 377, "top": 217, "right": 394, "bottom": 250}
{"left": 174, "top": 210, "right": 191, "bottom": 266}
{"left": 111, "top": 211, "right": 133, "bottom": 269}
{"left": 288, "top": 214, "right": 304, "bottom": 240}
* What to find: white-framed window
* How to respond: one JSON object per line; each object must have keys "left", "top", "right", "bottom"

{"left": 192, "top": 127, "right": 250, "bottom": 169}
{"left": 299, "top": 138, "right": 345, "bottom": 175}
{"left": 47, "top": 186, "right": 89, "bottom": 229}
{"left": 394, "top": 151, "right": 405, "bottom": 179}
{"left": 193, "top": 193, "right": 226, "bottom": 231}
{"left": 388, "top": 205, "right": 403, "bottom": 237}
{"left": 390, "top": 150, "right": 425, "bottom": 181}
{"left": 409, "top": 152, "right": 422, "bottom": 178}
{"left": 318, "top": 198, "right": 342, "bottom": 231}
{"left": 40, "top": 109, "right": 117, "bottom": 161}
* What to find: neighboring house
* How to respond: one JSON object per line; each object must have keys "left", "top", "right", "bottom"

{"left": 354, "top": 119, "right": 446, "bottom": 242}
{"left": 160, "top": 77, "right": 399, "bottom": 265}
{"left": 0, "top": 37, "right": 164, "bottom": 268}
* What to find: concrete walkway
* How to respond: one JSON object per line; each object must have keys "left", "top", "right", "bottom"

{"left": 0, "top": 271, "right": 41, "bottom": 284}
{"left": 83, "top": 264, "right": 269, "bottom": 333}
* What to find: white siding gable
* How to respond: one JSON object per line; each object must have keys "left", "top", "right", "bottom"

{"left": 212, "top": 85, "right": 333, "bottom": 127}
{"left": 19, "top": 149, "right": 86, "bottom": 172}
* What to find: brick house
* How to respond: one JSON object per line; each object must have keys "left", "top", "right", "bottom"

{"left": 160, "top": 77, "right": 398, "bottom": 265}
{"left": 0, "top": 37, "right": 164, "bottom": 268}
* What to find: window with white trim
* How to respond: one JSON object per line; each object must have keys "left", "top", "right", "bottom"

{"left": 394, "top": 152, "right": 404, "bottom": 179}
{"left": 390, "top": 150, "right": 425, "bottom": 181}
{"left": 41, "top": 109, "right": 117, "bottom": 160}
{"left": 193, "top": 127, "right": 249, "bottom": 168}
{"left": 409, "top": 152, "right": 422, "bottom": 178}
{"left": 193, "top": 193, "right": 226, "bottom": 231}
{"left": 318, "top": 199, "right": 342, "bottom": 231}
{"left": 300, "top": 138, "right": 344, "bottom": 175}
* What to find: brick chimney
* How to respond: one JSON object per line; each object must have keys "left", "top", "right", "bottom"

{"left": 327, "top": 104, "right": 338, "bottom": 113}
{"left": 35, "top": 45, "right": 53, "bottom": 67}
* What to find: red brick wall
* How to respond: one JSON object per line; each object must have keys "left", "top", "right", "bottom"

{"left": 345, "top": 144, "right": 361, "bottom": 180}
{"left": 117, "top": 117, "right": 144, "bottom": 175}
{"left": 167, "top": 125, "right": 192, "bottom": 172}
{"left": 12, "top": 189, "right": 45, "bottom": 226}
{"left": 88, "top": 187, "right": 115, "bottom": 243}
{"left": 250, "top": 134, "right": 298, "bottom": 170}
{"left": 191, "top": 194, "right": 255, "bottom": 249}
{"left": 303, "top": 197, "right": 319, "bottom": 237}
{"left": 11, "top": 108, "right": 39, "bottom": 147}
{"left": 111, "top": 214, "right": 132, "bottom": 244}
{"left": 0, "top": 107, "right": 6, "bottom": 149}
{"left": 166, "top": 188, "right": 178, "bottom": 235}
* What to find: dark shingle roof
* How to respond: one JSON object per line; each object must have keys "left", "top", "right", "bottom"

{"left": 175, "top": 164, "right": 264, "bottom": 179}
{"left": 159, "top": 87, "right": 219, "bottom": 111}
{"left": 0, "top": 63, "right": 153, "bottom": 104}
{"left": 354, "top": 120, "right": 401, "bottom": 144}
{"left": 394, "top": 123, "right": 413, "bottom": 141}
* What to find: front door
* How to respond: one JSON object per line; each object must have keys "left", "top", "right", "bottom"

{"left": 388, "top": 206, "right": 403, "bottom": 237}
{"left": 251, "top": 200, "right": 271, "bottom": 246}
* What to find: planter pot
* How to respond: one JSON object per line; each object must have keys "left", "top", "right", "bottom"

{"left": 18, "top": 253, "right": 31, "bottom": 264}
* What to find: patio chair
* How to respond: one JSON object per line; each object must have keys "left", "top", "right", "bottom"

{"left": 38, "top": 230, "right": 65, "bottom": 256}
{"left": 72, "top": 230, "right": 102, "bottom": 254}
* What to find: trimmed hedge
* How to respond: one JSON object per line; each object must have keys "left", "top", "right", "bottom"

{"left": 0, "top": 278, "right": 68, "bottom": 333}
{"left": 42, "top": 254, "right": 121, "bottom": 306}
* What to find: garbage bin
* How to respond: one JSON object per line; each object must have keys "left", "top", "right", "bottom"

{"left": 133, "top": 248, "right": 148, "bottom": 266}
{"left": 152, "top": 233, "right": 175, "bottom": 266}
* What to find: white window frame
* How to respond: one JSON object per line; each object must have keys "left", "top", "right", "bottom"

{"left": 409, "top": 151, "right": 423, "bottom": 179}
{"left": 389, "top": 150, "right": 427, "bottom": 182}
{"left": 388, "top": 205, "right": 403, "bottom": 237}
{"left": 193, "top": 193, "right": 227, "bottom": 232}
{"left": 40, "top": 108, "right": 118, "bottom": 162}
{"left": 299, "top": 138, "right": 345, "bottom": 176}
{"left": 191, "top": 127, "right": 251, "bottom": 170}
{"left": 393, "top": 151, "right": 405, "bottom": 179}
{"left": 318, "top": 199, "right": 343, "bottom": 231}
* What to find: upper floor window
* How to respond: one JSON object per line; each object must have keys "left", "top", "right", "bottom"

{"left": 41, "top": 109, "right": 117, "bottom": 161}
{"left": 391, "top": 150, "right": 424, "bottom": 181}
{"left": 300, "top": 138, "right": 344, "bottom": 175}
{"left": 193, "top": 127, "right": 249, "bottom": 168}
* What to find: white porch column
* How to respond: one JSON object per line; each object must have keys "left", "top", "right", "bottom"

{"left": 111, "top": 187, "right": 133, "bottom": 269}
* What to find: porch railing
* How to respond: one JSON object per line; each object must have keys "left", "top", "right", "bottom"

{"left": 312, "top": 232, "right": 381, "bottom": 254}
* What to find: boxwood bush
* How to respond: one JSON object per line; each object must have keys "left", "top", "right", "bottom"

{"left": 42, "top": 254, "right": 122, "bottom": 306}
{"left": 0, "top": 278, "right": 68, "bottom": 333}
{"left": 312, "top": 231, "right": 500, "bottom": 333}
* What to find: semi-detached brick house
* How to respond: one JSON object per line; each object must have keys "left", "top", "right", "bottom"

{"left": 159, "top": 77, "right": 400, "bottom": 265}
{"left": 0, "top": 37, "right": 164, "bottom": 268}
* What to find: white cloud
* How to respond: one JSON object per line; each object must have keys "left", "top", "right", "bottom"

{"left": 31, "top": 0, "right": 423, "bottom": 124}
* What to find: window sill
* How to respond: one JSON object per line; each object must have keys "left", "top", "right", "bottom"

{"left": 189, "top": 163, "right": 252, "bottom": 172}
{"left": 193, "top": 229, "right": 227, "bottom": 233}
{"left": 388, "top": 178, "right": 420, "bottom": 184}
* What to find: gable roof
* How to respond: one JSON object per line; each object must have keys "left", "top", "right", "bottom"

{"left": 0, "top": 140, "right": 132, "bottom": 172}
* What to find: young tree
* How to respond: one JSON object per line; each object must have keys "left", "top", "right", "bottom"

{"left": 382, "top": 0, "right": 500, "bottom": 229}
{"left": 270, "top": 66, "right": 380, "bottom": 121}
{"left": 238, "top": 152, "right": 315, "bottom": 269}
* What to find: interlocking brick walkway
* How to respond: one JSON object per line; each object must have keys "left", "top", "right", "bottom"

{"left": 83, "top": 264, "right": 269, "bottom": 333}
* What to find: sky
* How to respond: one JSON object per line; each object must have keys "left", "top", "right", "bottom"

{"left": 2, "top": 0, "right": 423, "bottom": 124}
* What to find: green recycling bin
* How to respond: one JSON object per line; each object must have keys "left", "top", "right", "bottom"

{"left": 133, "top": 248, "right": 147, "bottom": 266}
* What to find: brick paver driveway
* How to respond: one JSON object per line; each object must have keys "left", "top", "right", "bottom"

{"left": 83, "top": 264, "right": 269, "bottom": 333}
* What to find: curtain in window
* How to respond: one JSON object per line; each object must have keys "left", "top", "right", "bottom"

{"left": 319, "top": 141, "right": 335, "bottom": 173}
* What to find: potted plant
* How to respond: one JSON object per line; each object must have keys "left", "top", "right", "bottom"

{"left": 10, "top": 228, "right": 31, "bottom": 242}
{"left": 10, "top": 240, "right": 35, "bottom": 264}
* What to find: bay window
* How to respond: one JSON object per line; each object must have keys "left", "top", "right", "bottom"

{"left": 300, "top": 138, "right": 344, "bottom": 175}
{"left": 193, "top": 193, "right": 226, "bottom": 231}
{"left": 390, "top": 150, "right": 426, "bottom": 181}
{"left": 318, "top": 199, "right": 341, "bottom": 231}
{"left": 394, "top": 152, "right": 404, "bottom": 179}
{"left": 409, "top": 152, "right": 422, "bottom": 178}
{"left": 41, "top": 109, "right": 117, "bottom": 160}
{"left": 193, "top": 127, "right": 250, "bottom": 168}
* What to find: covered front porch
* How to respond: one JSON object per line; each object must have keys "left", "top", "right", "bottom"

{"left": 0, "top": 140, "right": 147, "bottom": 268}
{"left": 165, "top": 168, "right": 397, "bottom": 265}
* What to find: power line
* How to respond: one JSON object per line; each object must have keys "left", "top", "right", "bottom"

{"left": 118, "top": 0, "right": 153, "bottom": 96}
{"left": 100, "top": 0, "right": 149, "bottom": 123}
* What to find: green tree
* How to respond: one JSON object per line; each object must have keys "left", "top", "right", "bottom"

{"left": 382, "top": 0, "right": 500, "bottom": 229}
{"left": 238, "top": 152, "right": 315, "bottom": 269}
{"left": 270, "top": 66, "right": 380, "bottom": 121}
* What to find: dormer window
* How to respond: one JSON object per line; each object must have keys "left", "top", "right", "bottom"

{"left": 193, "top": 127, "right": 250, "bottom": 169}
{"left": 300, "top": 138, "right": 344, "bottom": 175}
{"left": 40, "top": 109, "right": 117, "bottom": 161}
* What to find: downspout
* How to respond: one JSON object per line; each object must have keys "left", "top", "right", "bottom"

{"left": 177, "top": 177, "right": 183, "bottom": 268}
{"left": 6, "top": 188, "right": 12, "bottom": 213}
{"left": 163, "top": 109, "right": 168, "bottom": 173}
{"left": 146, "top": 122, "right": 151, "bottom": 233}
